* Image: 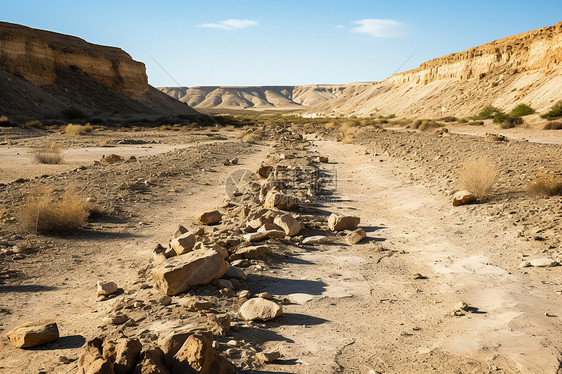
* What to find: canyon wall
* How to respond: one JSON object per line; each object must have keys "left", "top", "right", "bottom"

{"left": 0, "top": 22, "right": 200, "bottom": 120}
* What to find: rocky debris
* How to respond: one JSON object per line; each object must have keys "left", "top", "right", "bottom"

{"left": 242, "top": 232, "right": 269, "bottom": 242}
{"left": 97, "top": 281, "right": 119, "bottom": 297}
{"left": 529, "top": 258, "right": 558, "bottom": 267}
{"left": 302, "top": 235, "right": 328, "bottom": 245}
{"left": 257, "top": 165, "right": 274, "bottom": 179}
{"left": 273, "top": 214, "right": 301, "bottom": 236}
{"left": 207, "top": 314, "right": 231, "bottom": 336}
{"left": 230, "top": 245, "right": 272, "bottom": 260}
{"left": 106, "top": 338, "right": 142, "bottom": 374}
{"left": 180, "top": 297, "right": 213, "bottom": 311}
{"left": 197, "top": 210, "right": 222, "bottom": 225}
{"left": 172, "top": 225, "right": 188, "bottom": 239}
{"left": 103, "top": 313, "right": 129, "bottom": 325}
{"left": 346, "top": 228, "right": 366, "bottom": 244}
{"left": 484, "top": 133, "right": 507, "bottom": 142}
{"left": 239, "top": 298, "right": 283, "bottom": 321}
{"left": 256, "top": 350, "right": 281, "bottom": 363}
{"left": 170, "top": 232, "right": 196, "bottom": 255}
{"left": 328, "top": 214, "right": 360, "bottom": 231}
{"left": 158, "top": 295, "right": 172, "bottom": 306}
{"left": 7, "top": 320, "right": 59, "bottom": 348}
{"left": 172, "top": 334, "right": 237, "bottom": 374}
{"left": 102, "top": 154, "right": 125, "bottom": 164}
{"left": 134, "top": 348, "right": 170, "bottom": 374}
{"left": 451, "top": 301, "right": 469, "bottom": 316}
{"left": 452, "top": 190, "right": 477, "bottom": 206}
{"left": 264, "top": 190, "right": 298, "bottom": 210}
{"left": 152, "top": 248, "right": 229, "bottom": 295}
{"left": 158, "top": 328, "right": 211, "bottom": 368}
{"left": 78, "top": 338, "right": 114, "bottom": 374}
{"left": 223, "top": 266, "right": 247, "bottom": 281}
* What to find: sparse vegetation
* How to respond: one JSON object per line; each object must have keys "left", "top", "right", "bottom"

{"left": 65, "top": 123, "right": 93, "bottom": 136}
{"left": 543, "top": 121, "right": 562, "bottom": 130}
{"left": 493, "top": 112, "right": 509, "bottom": 124}
{"left": 24, "top": 120, "right": 45, "bottom": 129}
{"left": 510, "top": 104, "right": 535, "bottom": 117}
{"left": 19, "top": 187, "right": 89, "bottom": 234}
{"left": 474, "top": 105, "right": 501, "bottom": 120}
{"left": 541, "top": 101, "right": 562, "bottom": 120}
{"left": 34, "top": 143, "right": 64, "bottom": 164}
{"left": 499, "top": 116, "right": 524, "bottom": 129}
{"left": 458, "top": 158, "right": 498, "bottom": 199}
{"left": 466, "top": 121, "right": 484, "bottom": 126}
{"left": 413, "top": 119, "right": 444, "bottom": 131}
{"left": 527, "top": 175, "right": 562, "bottom": 196}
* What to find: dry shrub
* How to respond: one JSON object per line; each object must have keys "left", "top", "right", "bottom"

{"left": 101, "top": 154, "right": 124, "bottom": 164}
{"left": 242, "top": 132, "right": 261, "bottom": 143}
{"left": 0, "top": 115, "right": 9, "bottom": 122}
{"left": 325, "top": 122, "right": 336, "bottom": 129}
{"left": 0, "top": 206, "right": 5, "bottom": 224}
{"left": 338, "top": 122, "right": 359, "bottom": 143}
{"left": 458, "top": 158, "right": 499, "bottom": 199}
{"left": 65, "top": 123, "right": 93, "bottom": 136}
{"left": 418, "top": 120, "right": 444, "bottom": 132}
{"left": 527, "top": 176, "right": 562, "bottom": 196}
{"left": 19, "top": 187, "right": 89, "bottom": 234}
{"left": 34, "top": 143, "right": 63, "bottom": 164}
{"left": 98, "top": 138, "right": 112, "bottom": 147}
{"left": 543, "top": 121, "right": 562, "bottom": 130}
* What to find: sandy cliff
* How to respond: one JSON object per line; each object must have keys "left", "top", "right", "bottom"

{"left": 311, "top": 21, "right": 562, "bottom": 118}
{"left": 0, "top": 22, "right": 200, "bottom": 120}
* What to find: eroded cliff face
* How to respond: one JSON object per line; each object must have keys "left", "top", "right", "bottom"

{"left": 311, "top": 22, "right": 562, "bottom": 117}
{"left": 0, "top": 22, "right": 148, "bottom": 97}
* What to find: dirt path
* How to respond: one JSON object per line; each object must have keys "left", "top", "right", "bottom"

{"left": 0, "top": 138, "right": 270, "bottom": 374}
{"left": 253, "top": 139, "right": 562, "bottom": 373}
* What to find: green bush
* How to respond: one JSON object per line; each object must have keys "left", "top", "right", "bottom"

{"left": 493, "top": 112, "right": 509, "bottom": 123}
{"left": 541, "top": 101, "right": 562, "bottom": 120}
{"left": 474, "top": 105, "right": 501, "bottom": 120}
{"left": 510, "top": 104, "right": 535, "bottom": 117}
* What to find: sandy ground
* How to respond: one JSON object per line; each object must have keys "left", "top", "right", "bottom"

{"left": 0, "top": 125, "right": 560, "bottom": 373}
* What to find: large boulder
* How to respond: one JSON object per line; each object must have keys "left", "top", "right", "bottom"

{"left": 239, "top": 298, "right": 283, "bottom": 321}
{"left": 452, "top": 190, "right": 477, "bottom": 206}
{"left": 7, "top": 320, "right": 59, "bottom": 348}
{"left": 172, "top": 334, "right": 237, "bottom": 374}
{"left": 152, "top": 248, "right": 229, "bottom": 295}
{"left": 327, "top": 214, "right": 360, "bottom": 231}
{"left": 197, "top": 210, "right": 222, "bottom": 225}
{"left": 106, "top": 338, "right": 142, "bottom": 374}
{"left": 273, "top": 214, "right": 301, "bottom": 237}
{"left": 158, "top": 327, "right": 211, "bottom": 368}
{"left": 170, "top": 232, "right": 196, "bottom": 255}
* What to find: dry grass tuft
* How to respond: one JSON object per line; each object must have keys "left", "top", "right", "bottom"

{"left": 0, "top": 206, "right": 5, "bottom": 225}
{"left": 34, "top": 143, "right": 64, "bottom": 164}
{"left": 19, "top": 187, "right": 89, "bottom": 234}
{"left": 241, "top": 132, "right": 262, "bottom": 143}
{"left": 458, "top": 158, "right": 499, "bottom": 199}
{"left": 527, "top": 176, "right": 562, "bottom": 196}
{"left": 65, "top": 123, "right": 93, "bottom": 136}
{"left": 543, "top": 121, "right": 562, "bottom": 130}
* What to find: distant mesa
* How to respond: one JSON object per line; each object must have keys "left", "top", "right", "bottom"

{"left": 0, "top": 22, "right": 202, "bottom": 121}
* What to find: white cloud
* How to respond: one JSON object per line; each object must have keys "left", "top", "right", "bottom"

{"left": 198, "top": 19, "right": 258, "bottom": 31}
{"left": 351, "top": 19, "right": 406, "bottom": 38}
{"left": 335, "top": 25, "right": 346, "bottom": 29}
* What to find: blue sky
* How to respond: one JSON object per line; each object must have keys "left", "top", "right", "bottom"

{"left": 2, "top": 1, "right": 561, "bottom": 87}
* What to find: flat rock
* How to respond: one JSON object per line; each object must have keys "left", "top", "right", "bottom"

{"left": 264, "top": 190, "right": 298, "bottom": 210}
{"left": 530, "top": 258, "right": 558, "bottom": 267}
{"left": 152, "top": 248, "right": 229, "bottom": 295}
{"left": 328, "top": 214, "right": 360, "bottom": 231}
{"left": 239, "top": 298, "right": 283, "bottom": 321}
{"left": 256, "top": 350, "right": 281, "bottom": 363}
{"left": 197, "top": 210, "right": 222, "bottom": 225}
{"left": 180, "top": 297, "right": 213, "bottom": 311}
{"left": 452, "top": 190, "right": 477, "bottom": 206}
{"left": 7, "top": 320, "right": 59, "bottom": 348}
{"left": 242, "top": 232, "right": 269, "bottom": 242}
{"left": 302, "top": 235, "right": 328, "bottom": 245}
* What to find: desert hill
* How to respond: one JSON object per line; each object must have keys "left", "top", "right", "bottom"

{"left": 161, "top": 22, "right": 562, "bottom": 118}
{"left": 159, "top": 85, "right": 351, "bottom": 111}
{"left": 0, "top": 22, "right": 201, "bottom": 120}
